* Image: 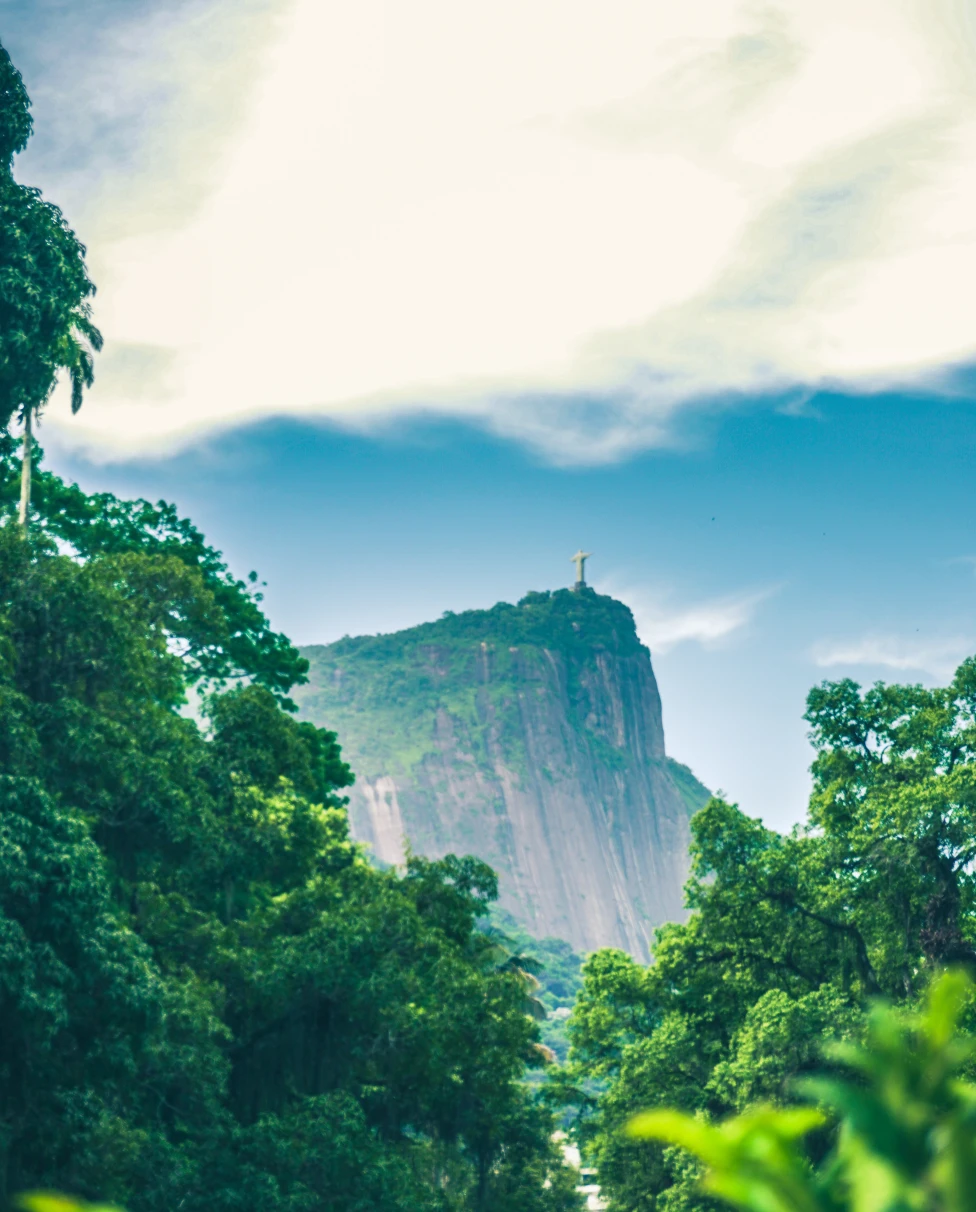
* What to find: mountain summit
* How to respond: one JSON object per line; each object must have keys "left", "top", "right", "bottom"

{"left": 295, "top": 589, "right": 707, "bottom": 959}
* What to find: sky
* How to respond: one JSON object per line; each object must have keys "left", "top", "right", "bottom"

{"left": 5, "top": 0, "right": 976, "bottom": 828}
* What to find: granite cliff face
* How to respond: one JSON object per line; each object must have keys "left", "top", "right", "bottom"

{"left": 294, "top": 589, "right": 708, "bottom": 960}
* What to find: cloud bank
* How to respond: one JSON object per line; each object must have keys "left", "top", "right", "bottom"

{"left": 20, "top": 0, "right": 976, "bottom": 460}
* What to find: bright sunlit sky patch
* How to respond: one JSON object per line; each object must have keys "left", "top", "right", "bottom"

{"left": 6, "top": 0, "right": 976, "bottom": 826}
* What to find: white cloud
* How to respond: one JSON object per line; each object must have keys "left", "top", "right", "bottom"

{"left": 29, "top": 0, "right": 976, "bottom": 459}
{"left": 813, "top": 635, "right": 976, "bottom": 680}
{"left": 601, "top": 582, "right": 775, "bottom": 653}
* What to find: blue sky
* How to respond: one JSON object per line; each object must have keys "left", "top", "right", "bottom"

{"left": 8, "top": 0, "right": 976, "bottom": 827}
{"left": 47, "top": 385, "right": 976, "bottom": 830}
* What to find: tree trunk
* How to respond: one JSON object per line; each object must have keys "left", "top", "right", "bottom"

{"left": 17, "top": 408, "right": 31, "bottom": 529}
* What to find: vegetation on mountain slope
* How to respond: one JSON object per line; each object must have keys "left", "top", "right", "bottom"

{"left": 298, "top": 588, "right": 652, "bottom": 779}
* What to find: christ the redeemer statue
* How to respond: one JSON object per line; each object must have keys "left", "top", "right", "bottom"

{"left": 571, "top": 549, "right": 591, "bottom": 588}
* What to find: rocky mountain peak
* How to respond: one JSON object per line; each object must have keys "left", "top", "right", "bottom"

{"left": 295, "top": 589, "right": 708, "bottom": 959}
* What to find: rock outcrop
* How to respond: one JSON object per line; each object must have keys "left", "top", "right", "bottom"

{"left": 295, "top": 589, "right": 708, "bottom": 960}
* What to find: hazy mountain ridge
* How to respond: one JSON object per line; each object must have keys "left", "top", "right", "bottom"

{"left": 295, "top": 588, "right": 709, "bottom": 959}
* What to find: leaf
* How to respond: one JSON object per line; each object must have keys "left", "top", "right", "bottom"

{"left": 16, "top": 1194, "right": 124, "bottom": 1212}
{"left": 926, "top": 969, "right": 973, "bottom": 1049}
{"left": 627, "top": 1109, "right": 734, "bottom": 1166}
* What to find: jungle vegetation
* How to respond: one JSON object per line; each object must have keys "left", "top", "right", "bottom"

{"left": 0, "top": 437, "right": 581, "bottom": 1212}
{"left": 564, "top": 662, "right": 976, "bottom": 1210}
{"left": 0, "top": 421, "right": 588, "bottom": 1211}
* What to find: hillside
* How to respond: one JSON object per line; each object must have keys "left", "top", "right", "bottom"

{"left": 295, "top": 588, "right": 709, "bottom": 960}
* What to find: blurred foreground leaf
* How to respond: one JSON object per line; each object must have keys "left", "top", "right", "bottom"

{"left": 16, "top": 1194, "right": 124, "bottom": 1212}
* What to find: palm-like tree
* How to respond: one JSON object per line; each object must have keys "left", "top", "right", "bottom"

{"left": 0, "top": 40, "right": 102, "bottom": 529}
{"left": 17, "top": 308, "right": 102, "bottom": 526}
{"left": 489, "top": 945, "right": 558, "bottom": 1063}
{"left": 482, "top": 928, "right": 550, "bottom": 1021}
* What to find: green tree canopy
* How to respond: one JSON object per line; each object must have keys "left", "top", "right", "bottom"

{"left": 0, "top": 43, "right": 31, "bottom": 166}
{"left": 0, "top": 436, "right": 307, "bottom": 697}
{"left": 0, "top": 486, "right": 580, "bottom": 1211}
{"left": 568, "top": 661, "right": 976, "bottom": 1212}
{"left": 630, "top": 970, "right": 976, "bottom": 1212}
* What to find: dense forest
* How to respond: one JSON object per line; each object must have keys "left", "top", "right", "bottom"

{"left": 0, "top": 425, "right": 584, "bottom": 1212}
{"left": 563, "top": 661, "right": 976, "bottom": 1208}
{"left": 4, "top": 29, "right": 976, "bottom": 1212}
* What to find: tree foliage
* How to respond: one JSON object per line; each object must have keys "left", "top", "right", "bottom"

{"left": 0, "top": 471, "right": 580, "bottom": 1211}
{"left": 630, "top": 970, "right": 976, "bottom": 1212}
{"left": 0, "top": 42, "right": 101, "bottom": 432}
{"left": 569, "top": 662, "right": 976, "bottom": 1211}
{"left": 0, "top": 435, "right": 307, "bottom": 697}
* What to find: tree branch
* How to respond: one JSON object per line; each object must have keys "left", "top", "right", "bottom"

{"left": 761, "top": 892, "right": 881, "bottom": 994}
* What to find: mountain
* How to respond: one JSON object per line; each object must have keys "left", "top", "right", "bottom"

{"left": 294, "top": 588, "right": 709, "bottom": 960}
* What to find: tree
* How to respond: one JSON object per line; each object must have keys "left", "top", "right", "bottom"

{"left": 0, "top": 40, "right": 102, "bottom": 526}
{"left": 0, "top": 775, "right": 168, "bottom": 1197}
{"left": 567, "top": 661, "right": 976, "bottom": 1211}
{"left": 0, "top": 502, "right": 578, "bottom": 1211}
{"left": 0, "top": 434, "right": 308, "bottom": 698}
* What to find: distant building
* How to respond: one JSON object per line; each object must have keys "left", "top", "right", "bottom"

{"left": 578, "top": 1168, "right": 607, "bottom": 1211}
{"left": 555, "top": 1136, "right": 607, "bottom": 1211}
